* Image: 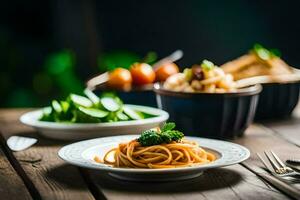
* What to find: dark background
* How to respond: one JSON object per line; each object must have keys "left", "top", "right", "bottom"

{"left": 1, "top": 0, "right": 299, "bottom": 107}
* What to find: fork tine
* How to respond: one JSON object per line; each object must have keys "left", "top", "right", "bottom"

{"left": 264, "top": 151, "right": 281, "bottom": 172}
{"left": 270, "top": 150, "right": 286, "bottom": 168}
{"left": 257, "top": 153, "right": 275, "bottom": 173}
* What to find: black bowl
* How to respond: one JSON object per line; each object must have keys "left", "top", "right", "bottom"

{"left": 95, "top": 84, "right": 157, "bottom": 107}
{"left": 116, "top": 90, "right": 157, "bottom": 107}
{"left": 255, "top": 81, "right": 300, "bottom": 120}
{"left": 154, "top": 83, "right": 262, "bottom": 139}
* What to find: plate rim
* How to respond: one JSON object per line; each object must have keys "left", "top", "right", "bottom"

{"left": 58, "top": 135, "right": 250, "bottom": 173}
{"left": 19, "top": 104, "right": 169, "bottom": 130}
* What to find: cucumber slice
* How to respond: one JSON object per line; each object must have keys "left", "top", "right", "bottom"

{"left": 60, "top": 101, "right": 70, "bottom": 113}
{"left": 43, "top": 107, "right": 52, "bottom": 115}
{"left": 40, "top": 107, "right": 53, "bottom": 121}
{"left": 73, "top": 110, "right": 101, "bottom": 123}
{"left": 117, "top": 112, "right": 129, "bottom": 121}
{"left": 100, "top": 97, "right": 120, "bottom": 112}
{"left": 78, "top": 107, "right": 109, "bottom": 118}
{"left": 105, "top": 112, "right": 118, "bottom": 122}
{"left": 52, "top": 100, "right": 62, "bottom": 113}
{"left": 131, "top": 106, "right": 159, "bottom": 116}
{"left": 123, "top": 106, "right": 143, "bottom": 120}
{"left": 84, "top": 89, "right": 100, "bottom": 104}
{"left": 70, "top": 94, "right": 93, "bottom": 107}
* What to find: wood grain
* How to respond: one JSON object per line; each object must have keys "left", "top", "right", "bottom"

{"left": 262, "top": 118, "right": 300, "bottom": 147}
{"left": 0, "top": 109, "right": 96, "bottom": 200}
{"left": 235, "top": 124, "right": 300, "bottom": 160}
{"left": 83, "top": 163, "right": 287, "bottom": 200}
{"left": 260, "top": 104, "right": 300, "bottom": 147}
{"left": 0, "top": 144, "right": 32, "bottom": 200}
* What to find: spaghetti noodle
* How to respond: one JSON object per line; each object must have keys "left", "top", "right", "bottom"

{"left": 95, "top": 138, "right": 216, "bottom": 169}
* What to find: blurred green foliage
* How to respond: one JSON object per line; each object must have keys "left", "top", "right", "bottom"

{"left": 98, "top": 50, "right": 140, "bottom": 71}
{"left": 10, "top": 50, "right": 84, "bottom": 107}
{"left": 1, "top": 48, "right": 157, "bottom": 108}
{"left": 6, "top": 89, "right": 38, "bottom": 107}
{"left": 44, "top": 50, "right": 83, "bottom": 96}
{"left": 98, "top": 50, "right": 157, "bottom": 72}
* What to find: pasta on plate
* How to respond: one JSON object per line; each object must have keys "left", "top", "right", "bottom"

{"left": 94, "top": 123, "right": 216, "bottom": 169}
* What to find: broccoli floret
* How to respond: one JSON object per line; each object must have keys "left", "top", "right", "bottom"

{"left": 160, "top": 131, "right": 172, "bottom": 143}
{"left": 138, "top": 130, "right": 162, "bottom": 146}
{"left": 138, "top": 123, "right": 184, "bottom": 146}
{"left": 167, "top": 130, "right": 184, "bottom": 141}
{"left": 161, "top": 130, "right": 184, "bottom": 143}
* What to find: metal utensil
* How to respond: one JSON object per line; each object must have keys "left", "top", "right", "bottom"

{"left": 152, "top": 49, "right": 183, "bottom": 70}
{"left": 243, "top": 163, "right": 300, "bottom": 199}
{"left": 86, "top": 72, "right": 109, "bottom": 90}
{"left": 286, "top": 159, "right": 300, "bottom": 172}
{"left": 257, "top": 151, "right": 300, "bottom": 177}
{"left": 287, "top": 159, "right": 300, "bottom": 165}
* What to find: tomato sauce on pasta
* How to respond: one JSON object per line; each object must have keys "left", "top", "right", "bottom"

{"left": 95, "top": 139, "right": 216, "bottom": 169}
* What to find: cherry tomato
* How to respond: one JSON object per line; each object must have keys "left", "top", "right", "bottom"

{"left": 108, "top": 68, "right": 132, "bottom": 90}
{"left": 155, "top": 62, "right": 179, "bottom": 82}
{"left": 130, "top": 63, "right": 156, "bottom": 85}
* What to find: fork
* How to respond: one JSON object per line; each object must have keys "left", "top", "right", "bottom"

{"left": 257, "top": 151, "right": 300, "bottom": 178}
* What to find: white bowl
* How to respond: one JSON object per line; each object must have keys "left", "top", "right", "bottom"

{"left": 58, "top": 135, "right": 250, "bottom": 181}
{"left": 20, "top": 105, "right": 169, "bottom": 140}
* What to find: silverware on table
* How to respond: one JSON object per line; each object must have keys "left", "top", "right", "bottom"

{"left": 243, "top": 163, "right": 300, "bottom": 200}
{"left": 287, "top": 159, "right": 300, "bottom": 165}
{"left": 257, "top": 151, "right": 300, "bottom": 177}
{"left": 286, "top": 159, "right": 300, "bottom": 172}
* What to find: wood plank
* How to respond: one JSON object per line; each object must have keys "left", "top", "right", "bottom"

{"left": 263, "top": 118, "right": 300, "bottom": 147}
{"left": 83, "top": 163, "right": 287, "bottom": 200}
{"left": 261, "top": 104, "right": 300, "bottom": 147}
{"left": 235, "top": 124, "right": 300, "bottom": 157}
{"left": 0, "top": 109, "right": 96, "bottom": 200}
{"left": 0, "top": 144, "right": 32, "bottom": 200}
{"left": 263, "top": 104, "right": 300, "bottom": 147}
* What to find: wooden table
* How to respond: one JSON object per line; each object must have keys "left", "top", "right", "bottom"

{"left": 1, "top": 107, "right": 300, "bottom": 200}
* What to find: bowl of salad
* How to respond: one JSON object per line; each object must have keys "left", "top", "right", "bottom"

{"left": 20, "top": 89, "right": 169, "bottom": 140}
{"left": 154, "top": 60, "right": 262, "bottom": 139}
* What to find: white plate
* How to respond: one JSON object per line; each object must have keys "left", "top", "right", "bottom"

{"left": 58, "top": 135, "right": 250, "bottom": 181}
{"left": 20, "top": 105, "right": 169, "bottom": 140}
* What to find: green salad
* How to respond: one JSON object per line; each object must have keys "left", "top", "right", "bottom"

{"left": 40, "top": 89, "right": 158, "bottom": 123}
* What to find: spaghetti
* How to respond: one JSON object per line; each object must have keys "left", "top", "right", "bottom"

{"left": 95, "top": 138, "right": 216, "bottom": 169}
